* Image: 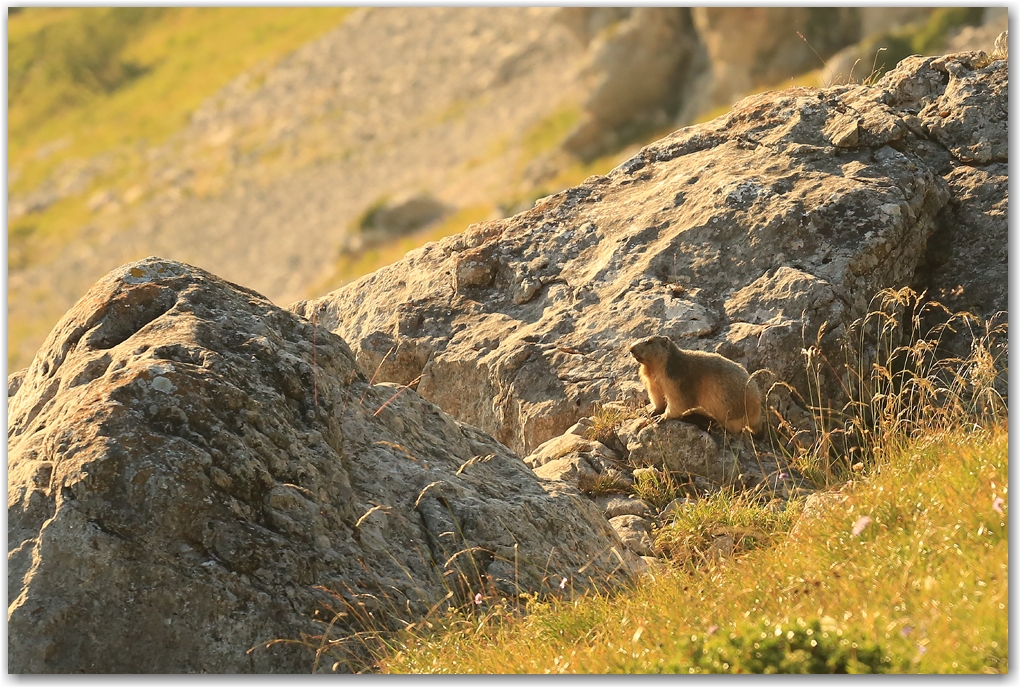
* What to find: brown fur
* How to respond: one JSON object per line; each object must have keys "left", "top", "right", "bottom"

{"left": 629, "top": 335, "right": 762, "bottom": 435}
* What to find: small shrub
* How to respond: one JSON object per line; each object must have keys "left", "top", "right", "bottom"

{"left": 579, "top": 472, "right": 631, "bottom": 498}
{"left": 688, "top": 617, "right": 894, "bottom": 674}
{"left": 773, "top": 288, "right": 1007, "bottom": 490}
{"left": 351, "top": 194, "right": 392, "bottom": 233}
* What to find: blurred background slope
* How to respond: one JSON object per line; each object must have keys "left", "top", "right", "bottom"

{"left": 6, "top": 6, "right": 1007, "bottom": 371}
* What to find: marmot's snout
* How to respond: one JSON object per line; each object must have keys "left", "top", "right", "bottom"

{"left": 629, "top": 340, "right": 649, "bottom": 363}
{"left": 629, "top": 336, "right": 661, "bottom": 364}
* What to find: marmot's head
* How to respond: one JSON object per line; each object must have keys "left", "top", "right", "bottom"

{"left": 629, "top": 335, "right": 672, "bottom": 365}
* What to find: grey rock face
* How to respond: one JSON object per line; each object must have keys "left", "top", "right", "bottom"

{"left": 918, "top": 54, "right": 1007, "bottom": 165}
{"left": 294, "top": 53, "right": 1005, "bottom": 456}
{"left": 7, "top": 257, "right": 637, "bottom": 673}
{"left": 993, "top": 30, "right": 1008, "bottom": 58}
{"left": 8, "top": 368, "right": 27, "bottom": 397}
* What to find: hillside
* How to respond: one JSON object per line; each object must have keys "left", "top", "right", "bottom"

{"left": 380, "top": 428, "right": 1007, "bottom": 674}
{"left": 7, "top": 7, "right": 1005, "bottom": 371}
{"left": 7, "top": 7, "right": 599, "bottom": 370}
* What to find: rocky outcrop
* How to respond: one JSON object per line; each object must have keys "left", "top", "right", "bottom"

{"left": 688, "top": 8, "right": 859, "bottom": 115}
{"left": 561, "top": 8, "right": 706, "bottom": 160}
{"left": 7, "top": 258, "right": 638, "bottom": 673}
{"left": 293, "top": 52, "right": 1006, "bottom": 456}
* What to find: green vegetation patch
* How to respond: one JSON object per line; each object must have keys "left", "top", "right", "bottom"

{"left": 686, "top": 617, "right": 890, "bottom": 673}
{"left": 912, "top": 7, "right": 985, "bottom": 55}
{"left": 521, "top": 105, "right": 581, "bottom": 160}
{"left": 370, "top": 427, "right": 1006, "bottom": 673}
{"left": 654, "top": 488, "right": 801, "bottom": 568}
{"left": 9, "top": 7, "right": 353, "bottom": 194}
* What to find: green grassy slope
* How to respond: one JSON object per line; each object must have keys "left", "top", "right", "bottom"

{"left": 376, "top": 427, "right": 1007, "bottom": 673}
{"left": 9, "top": 7, "right": 353, "bottom": 193}
{"left": 6, "top": 5, "right": 353, "bottom": 288}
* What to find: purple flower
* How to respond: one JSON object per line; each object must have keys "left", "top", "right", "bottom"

{"left": 992, "top": 497, "right": 1005, "bottom": 515}
{"left": 778, "top": 472, "right": 787, "bottom": 481}
{"left": 851, "top": 515, "right": 872, "bottom": 536}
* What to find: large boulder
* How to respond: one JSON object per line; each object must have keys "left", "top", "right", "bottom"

{"left": 292, "top": 52, "right": 1006, "bottom": 456}
{"left": 7, "top": 257, "right": 637, "bottom": 673}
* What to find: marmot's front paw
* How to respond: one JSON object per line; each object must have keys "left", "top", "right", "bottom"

{"left": 648, "top": 405, "right": 664, "bottom": 417}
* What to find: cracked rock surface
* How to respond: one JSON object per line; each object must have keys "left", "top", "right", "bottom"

{"left": 7, "top": 258, "right": 637, "bottom": 673}
{"left": 293, "top": 52, "right": 1006, "bottom": 455}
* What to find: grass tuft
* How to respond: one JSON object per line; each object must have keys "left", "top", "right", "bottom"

{"left": 583, "top": 402, "right": 638, "bottom": 447}
{"left": 655, "top": 489, "right": 800, "bottom": 569}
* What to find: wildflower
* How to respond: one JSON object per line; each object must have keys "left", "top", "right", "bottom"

{"left": 777, "top": 472, "right": 787, "bottom": 481}
{"left": 851, "top": 515, "right": 872, "bottom": 536}
{"left": 707, "top": 624, "right": 719, "bottom": 636}
{"left": 992, "top": 497, "right": 1005, "bottom": 515}
{"left": 474, "top": 592, "right": 483, "bottom": 606}
{"left": 900, "top": 625, "right": 913, "bottom": 638}
{"left": 559, "top": 577, "right": 568, "bottom": 590}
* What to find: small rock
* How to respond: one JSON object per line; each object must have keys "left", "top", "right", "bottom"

{"left": 602, "top": 466, "right": 634, "bottom": 489}
{"left": 706, "top": 534, "right": 735, "bottom": 561}
{"left": 638, "top": 555, "right": 669, "bottom": 576}
{"left": 627, "top": 420, "right": 737, "bottom": 483}
{"left": 801, "top": 491, "right": 848, "bottom": 519}
{"left": 531, "top": 454, "right": 600, "bottom": 487}
{"left": 993, "top": 30, "right": 1008, "bottom": 59}
{"left": 631, "top": 466, "right": 661, "bottom": 482}
{"left": 595, "top": 495, "right": 651, "bottom": 519}
{"left": 609, "top": 514, "right": 654, "bottom": 557}
{"left": 616, "top": 418, "right": 649, "bottom": 449}
{"left": 660, "top": 497, "right": 695, "bottom": 518}
{"left": 564, "top": 417, "right": 594, "bottom": 437}
{"left": 524, "top": 432, "right": 612, "bottom": 468}
{"left": 455, "top": 246, "right": 497, "bottom": 290}
{"left": 8, "top": 368, "right": 27, "bottom": 398}
{"left": 512, "top": 277, "right": 543, "bottom": 305}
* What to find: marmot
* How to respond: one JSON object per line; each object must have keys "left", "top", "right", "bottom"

{"left": 629, "top": 335, "right": 762, "bottom": 435}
